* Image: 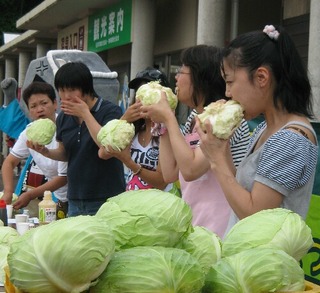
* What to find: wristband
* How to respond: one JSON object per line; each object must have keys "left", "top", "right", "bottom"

{"left": 132, "top": 164, "right": 142, "bottom": 175}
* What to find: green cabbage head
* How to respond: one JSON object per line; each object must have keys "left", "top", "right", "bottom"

{"left": 203, "top": 247, "right": 305, "bottom": 293}
{"left": 0, "top": 244, "right": 10, "bottom": 283}
{"left": 96, "top": 189, "right": 193, "bottom": 250}
{"left": 91, "top": 246, "right": 205, "bottom": 293}
{"left": 197, "top": 100, "right": 244, "bottom": 139}
{"left": 0, "top": 226, "right": 19, "bottom": 246}
{"left": 26, "top": 118, "right": 56, "bottom": 145}
{"left": 7, "top": 216, "right": 115, "bottom": 293}
{"left": 0, "top": 227, "right": 19, "bottom": 283}
{"left": 97, "top": 119, "right": 135, "bottom": 151}
{"left": 176, "top": 226, "right": 222, "bottom": 274}
{"left": 136, "top": 81, "right": 178, "bottom": 110}
{"left": 222, "top": 208, "right": 313, "bottom": 261}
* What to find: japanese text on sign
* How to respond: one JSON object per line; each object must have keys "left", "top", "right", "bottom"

{"left": 88, "top": 0, "right": 131, "bottom": 52}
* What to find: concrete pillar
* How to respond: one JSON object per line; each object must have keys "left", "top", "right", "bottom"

{"left": 130, "top": 0, "right": 156, "bottom": 80}
{"left": 197, "top": 0, "right": 227, "bottom": 46}
{"left": 18, "top": 51, "right": 32, "bottom": 89}
{"left": 230, "top": 0, "right": 239, "bottom": 40}
{"left": 5, "top": 58, "right": 17, "bottom": 80}
{"left": 2, "top": 58, "right": 17, "bottom": 157}
{"left": 36, "top": 43, "right": 50, "bottom": 58}
{"left": 308, "top": 0, "right": 320, "bottom": 121}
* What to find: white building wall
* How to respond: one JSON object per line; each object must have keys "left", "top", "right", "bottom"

{"left": 308, "top": 0, "right": 320, "bottom": 121}
{"left": 130, "top": 0, "right": 156, "bottom": 79}
{"left": 0, "top": 0, "right": 318, "bottom": 121}
{"left": 18, "top": 51, "right": 32, "bottom": 89}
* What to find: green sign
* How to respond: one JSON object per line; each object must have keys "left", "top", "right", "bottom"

{"left": 301, "top": 122, "right": 320, "bottom": 285}
{"left": 88, "top": 0, "right": 132, "bottom": 52}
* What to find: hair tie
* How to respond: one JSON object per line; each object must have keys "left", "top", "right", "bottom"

{"left": 263, "top": 25, "right": 280, "bottom": 40}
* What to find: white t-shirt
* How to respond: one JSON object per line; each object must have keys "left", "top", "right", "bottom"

{"left": 126, "top": 134, "right": 173, "bottom": 192}
{"left": 11, "top": 121, "right": 68, "bottom": 202}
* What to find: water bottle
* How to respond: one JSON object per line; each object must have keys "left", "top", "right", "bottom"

{"left": 0, "top": 199, "right": 8, "bottom": 226}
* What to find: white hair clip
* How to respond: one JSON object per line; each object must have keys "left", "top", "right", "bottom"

{"left": 263, "top": 25, "right": 280, "bottom": 40}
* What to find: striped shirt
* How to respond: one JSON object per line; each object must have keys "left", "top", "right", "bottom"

{"left": 234, "top": 121, "right": 318, "bottom": 220}
{"left": 181, "top": 109, "right": 250, "bottom": 167}
{"left": 248, "top": 121, "right": 318, "bottom": 191}
{"left": 224, "top": 121, "right": 318, "bottom": 235}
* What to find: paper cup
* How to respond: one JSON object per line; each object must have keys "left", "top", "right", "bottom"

{"left": 15, "top": 214, "right": 28, "bottom": 223}
{"left": 16, "top": 222, "right": 30, "bottom": 235}
{"left": 6, "top": 204, "right": 13, "bottom": 219}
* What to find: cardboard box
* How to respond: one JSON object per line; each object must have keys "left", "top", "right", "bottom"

{"left": 3, "top": 265, "right": 320, "bottom": 293}
{"left": 4, "top": 266, "right": 22, "bottom": 293}
{"left": 279, "top": 281, "right": 320, "bottom": 293}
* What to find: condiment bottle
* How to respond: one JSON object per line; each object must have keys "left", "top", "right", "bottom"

{"left": 0, "top": 199, "right": 8, "bottom": 226}
{"left": 38, "top": 191, "right": 56, "bottom": 225}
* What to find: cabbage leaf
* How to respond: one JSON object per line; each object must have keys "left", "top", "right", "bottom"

{"left": 222, "top": 208, "right": 313, "bottom": 261}
{"left": 176, "top": 226, "right": 222, "bottom": 274}
{"left": 97, "top": 119, "right": 135, "bottom": 151}
{"left": 96, "top": 189, "right": 193, "bottom": 250}
{"left": 197, "top": 100, "right": 244, "bottom": 139}
{"left": 91, "top": 246, "right": 205, "bottom": 293}
{"left": 136, "top": 81, "right": 178, "bottom": 110}
{"left": 26, "top": 118, "right": 56, "bottom": 145}
{"left": 7, "top": 216, "right": 115, "bottom": 293}
{"left": 0, "top": 227, "right": 19, "bottom": 283}
{"left": 203, "top": 247, "right": 305, "bottom": 293}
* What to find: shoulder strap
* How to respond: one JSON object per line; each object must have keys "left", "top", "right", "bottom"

{"left": 285, "top": 125, "right": 309, "bottom": 138}
{"left": 283, "top": 121, "right": 317, "bottom": 142}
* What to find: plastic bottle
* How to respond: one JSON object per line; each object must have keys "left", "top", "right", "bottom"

{"left": 23, "top": 209, "right": 30, "bottom": 222}
{"left": 28, "top": 218, "right": 35, "bottom": 229}
{"left": 0, "top": 199, "right": 8, "bottom": 226}
{"left": 38, "top": 191, "right": 56, "bottom": 225}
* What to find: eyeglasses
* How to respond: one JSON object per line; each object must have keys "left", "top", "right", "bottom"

{"left": 175, "top": 67, "right": 191, "bottom": 75}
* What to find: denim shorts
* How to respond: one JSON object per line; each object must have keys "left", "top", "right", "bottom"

{"left": 67, "top": 199, "right": 106, "bottom": 217}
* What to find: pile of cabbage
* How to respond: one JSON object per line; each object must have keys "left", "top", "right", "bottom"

{"left": 26, "top": 118, "right": 56, "bottom": 145}
{"left": 2, "top": 189, "right": 314, "bottom": 293}
{"left": 203, "top": 208, "right": 313, "bottom": 292}
{"left": 97, "top": 119, "right": 135, "bottom": 151}
{"left": 197, "top": 100, "right": 244, "bottom": 139}
{"left": 6, "top": 216, "right": 115, "bottom": 292}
